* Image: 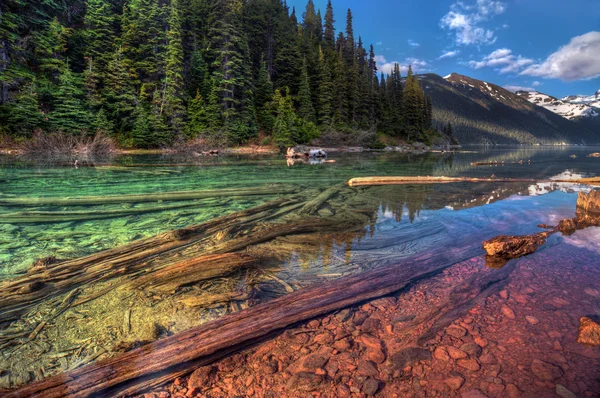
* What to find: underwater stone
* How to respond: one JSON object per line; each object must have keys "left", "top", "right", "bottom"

{"left": 577, "top": 316, "right": 600, "bottom": 347}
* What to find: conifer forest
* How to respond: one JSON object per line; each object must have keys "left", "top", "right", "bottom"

{"left": 0, "top": 0, "right": 436, "bottom": 148}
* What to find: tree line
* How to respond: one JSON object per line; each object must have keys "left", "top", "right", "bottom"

{"left": 0, "top": 0, "right": 438, "bottom": 148}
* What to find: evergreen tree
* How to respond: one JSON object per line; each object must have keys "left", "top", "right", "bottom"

{"left": 185, "top": 91, "right": 210, "bottom": 138}
{"left": 103, "top": 47, "right": 136, "bottom": 134}
{"left": 272, "top": 88, "right": 296, "bottom": 148}
{"left": 50, "top": 63, "right": 90, "bottom": 134}
{"left": 162, "top": 0, "right": 185, "bottom": 135}
{"left": 317, "top": 48, "right": 333, "bottom": 127}
{"left": 255, "top": 58, "right": 275, "bottom": 132}
{"left": 297, "top": 57, "right": 316, "bottom": 123}
{"left": 83, "top": 0, "right": 116, "bottom": 74}
{"left": 6, "top": 80, "right": 45, "bottom": 136}
{"left": 323, "top": 0, "right": 335, "bottom": 50}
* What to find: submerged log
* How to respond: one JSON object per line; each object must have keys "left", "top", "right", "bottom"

{"left": 0, "top": 186, "right": 296, "bottom": 207}
{"left": 6, "top": 236, "right": 482, "bottom": 398}
{"left": 0, "top": 198, "right": 299, "bottom": 324}
{"left": 132, "top": 253, "right": 256, "bottom": 293}
{"left": 0, "top": 200, "right": 227, "bottom": 224}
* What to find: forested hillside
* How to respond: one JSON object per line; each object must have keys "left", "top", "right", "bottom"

{"left": 422, "top": 73, "right": 600, "bottom": 145}
{"left": 0, "top": 0, "right": 436, "bottom": 148}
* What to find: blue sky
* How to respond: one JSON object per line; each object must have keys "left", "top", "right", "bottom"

{"left": 286, "top": 0, "right": 600, "bottom": 98}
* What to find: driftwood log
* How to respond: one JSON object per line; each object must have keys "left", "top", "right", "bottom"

{"left": 5, "top": 235, "right": 483, "bottom": 398}
{"left": 347, "top": 176, "right": 600, "bottom": 187}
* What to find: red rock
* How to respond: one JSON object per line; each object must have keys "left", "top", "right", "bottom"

{"left": 313, "top": 332, "right": 333, "bottom": 345}
{"left": 499, "top": 290, "right": 509, "bottom": 299}
{"left": 479, "top": 353, "right": 497, "bottom": 365}
{"left": 299, "top": 354, "right": 329, "bottom": 373}
{"left": 433, "top": 347, "right": 450, "bottom": 361}
{"left": 359, "top": 334, "right": 383, "bottom": 350}
{"left": 447, "top": 346, "right": 468, "bottom": 360}
{"left": 285, "top": 372, "right": 324, "bottom": 392}
{"left": 333, "top": 338, "right": 351, "bottom": 352}
{"left": 307, "top": 320, "right": 321, "bottom": 329}
{"left": 362, "top": 377, "right": 381, "bottom": 396}
{"left": 357, "top": 360, "right": 379, "bottom": 377}
{"left": 446, "top": 326, "right": 467, "bottom": 338}
{"left": 444, "top": 376, "right": 465, "bottom": 391}
{"left": 366, "top": 348, "right": 386, "bottom": 364}
{"left": 474, "top": 337, "right": 489, "bottom": 347}
{"left": 457, "top": 358, "right": 480, "bottom": 371}
{"left": 487, "top": 383, "right": 505, "bottom": 396}
{"left": 337, "top": 384, "right": 351, "bottom": 398}
{"left": 531, "top": 359, "right": 564, "bottom": 381}
{"left": 505, "top": 384, "right": 521, "bottom": 398}
{"left": 525, "top": 316, "right": 539, "bottom": 325}
{"left": 460, "top": 389, "right": 488, "bottom": 398}
{"left": 460, "top": 343, "right": 482, "bottom": 357}
{"left": 187, "top": 366, "right": 215, "bottom": 395}
{"left": 501, "top": 305, "right": 516, "bottom": 319}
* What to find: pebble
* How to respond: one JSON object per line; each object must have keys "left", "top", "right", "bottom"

{"left": 461, "top": 389, "right": 489, "bottom": 398}
{"left": 447, "top": 346, "right": 468, "bottom": 360}
{"left": 531, "top": 359, "right": 564, "bottom": 381}
{"left": 434, "top": 347, "right": 450, "bottom": 361}
{"left": 444, "top": 375, "right": 465, "bottom": 391}
{"left": 501, "top": 305, "right": 516, "bottom": 319}
{"left": 457, "top": 358, "right": 480, "bottom": 371}
{"left": 362, "top": 377, "right": 381, "bottom": 396}
{"left": 505, "top": 384, "right": 521, "bottom": 398}
{"left": 556, "top": 384, "right": 577, "bottom": 398}
{"left": 460, "top": 343, "right": 482, "bottom": 357}
{"left": 525, "top": 316, "right": 540, "bottom": 325}
{"left": 446, "top": 326, "right": 468, "bottom": 338}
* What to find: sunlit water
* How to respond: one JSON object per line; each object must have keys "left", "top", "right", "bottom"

{"left": 0, "top": 146, "right": 599, "bottom": 390}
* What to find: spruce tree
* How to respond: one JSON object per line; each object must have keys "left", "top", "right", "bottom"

{"left": 323, "top": 0, "right": 335, "bottom": 50}
{"left": 50, "top": 63, "right": 90, "bottom": 134}
{"left": 318, "top": 48, "right": 333, "bottom": 127}
{"left": 103, "top": 47, "right": 136, "bottom": 134}
{"left": 7, "top": 80, "right": 44, "bottom": 136}
{"left": 162, "top": 0, "right": 185, "bottom": 135}
{"left": 83, "top": 0, "right": 116, "bottom": 74}
{"left": 297, "top": 58, "right": 316, "bottom": 123}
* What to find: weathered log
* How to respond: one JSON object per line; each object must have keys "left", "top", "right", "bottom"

{"left": 0, "top": 186, "right": 296, "bottom": 207}
{"left": 298, "top": 183, "right": 345, "bottom": 215}
{"left": 132, "top": 253, "right": 256, "bottom": 293}
{"left": 5, "top": 236, "right": 482, "bottom": 398}
{"left": 0, "top": 200, "right": 227, "bottom": 224}
{"left": 0, "top": 198, "right": 298, "bottom": 324}
{"left": 347, "top": 176, "right": 600, "bottom": 187}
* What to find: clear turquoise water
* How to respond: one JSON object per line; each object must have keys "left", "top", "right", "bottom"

{"left": 1, "top": 146, "right": 599, "bottom": 276}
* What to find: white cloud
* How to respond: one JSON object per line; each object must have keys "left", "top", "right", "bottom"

{"left": 467, "top": 48, "right": 534, "bottom": 74}
{"left": 520, "top": 31, "right": 600, "bottom": 81}
{"left": 532, "top": 81, "right": 541, "bottom": 87}
{"left": 376, "top": 55, "right": 429, "bottom": 75}
{"left": 440, "top": 0, "right": 506, "bottom": 46}
{"left": 376, "top": 41, "right": 383, "bottom": 46}
{"left": 438, "top": 50, "right": 460, "bottom": 59}
{"left": 504, "top": 85, "right": 534, "bottom": 93}
{"left": 408, "top": 39, "right": 420, "bottom": 47}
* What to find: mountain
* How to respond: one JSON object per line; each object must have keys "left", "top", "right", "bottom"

{"left": 515, "top": 91, "right": 599, "bottom": 120}
{"left": 419, "top": 73, "right": 600, "bottom": 145}
{"left": 562, "top": 90, "right": 600, "bottom": 108}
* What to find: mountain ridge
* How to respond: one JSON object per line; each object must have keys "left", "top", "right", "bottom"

{"left": 419, "top": 72, "right": 600, "bottom": 145}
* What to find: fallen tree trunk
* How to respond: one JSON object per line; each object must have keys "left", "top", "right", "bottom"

{"left": 5, "top": 236, "right": 483, "bottom": 398}
{"left": 132, "top": 253, "right": 256, "bottom": 293}
{"left": 0, "top": 201, "right": 227, "bottom": 224}
{"left": 347, "top": 176, "right": 600, "bottom": 187}
{"left": 0, "top": 186, "right": 296, "bottom": 207}
{"left": 0, "top": 198, "right": 298, "bottom": 324}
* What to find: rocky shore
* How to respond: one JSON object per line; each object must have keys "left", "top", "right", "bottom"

{"left": 141, "top": 235, "right": 600, "bottom": 398}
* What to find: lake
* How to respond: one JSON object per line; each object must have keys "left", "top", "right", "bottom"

{"left": 0, "top": 146, "right": 599, "bottom": 394}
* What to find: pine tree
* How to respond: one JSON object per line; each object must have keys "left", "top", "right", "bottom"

{"left": 297, "top": 57, "right": 316, "bottom": 123}
{"left": 103, "top": 47, "right": 136, "bottom": 134}
{"left": 255, "top": 58, "right": 274, "bottom": 132}
{"left": 84, "top": 0, "right": 116, "bottom": 74}
{"left": 187, "top": 50, "right": 210, "bottom": 100}
{"left": 323, "top": 0, "right": 335, "bottom": 50}
{"left": 50, "top": 63, "right": 90, "bottom": 134}
{"left": 162, "top": 0, "right": 185, "bottom": 135}
{"left": 6, "top": 80, "right": 44, "bottom": 136}
{"left": 318, "top": 48, "right": 333, "bottom": 127}
{"left": 272, "top": 88, "right": 296, "bottom": 148}
{"left": 34, "top": 18, "right": 71, "bottom": 81}
{"left": 185, "top": 91, "right": 210, "bottom": 138}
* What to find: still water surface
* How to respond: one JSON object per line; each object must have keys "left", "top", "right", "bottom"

{"left": 0, "top": 146, "right": 599, "bottom": 390}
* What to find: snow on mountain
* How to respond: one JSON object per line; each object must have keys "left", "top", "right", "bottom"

{"left": 561, "top": 89, "right": 600, "bottom": 109}
{"left": 516, "top": 90, "right": 599, "bottom": 120}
